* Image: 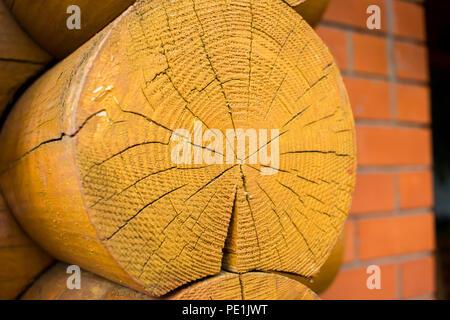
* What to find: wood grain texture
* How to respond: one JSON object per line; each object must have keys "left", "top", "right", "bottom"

{"left": 292, "top": 0, "right": 331, "bottom": 28}
{"left": 0, "top": 1, "right": 52, "bottom": 299}
{"left": 22, "top": 263, "right": 318, "bottom": 300}
{"left": 0, "top": 193, "right": 53, "bottom": 299}
{"left": 307, "top": 227, "right": 344, "bottom": 293}
{"left": 0, "top": 0, "right": 355, "bottom": 297}
{"left": 4, "top": 0, "right": 136, "bottom": 58}
{"left": 174, "top": 271, "right": 319, "bottom": 300}
{"left": 281, "top": 228, "right": 344, "bottom": 294}
{"left": 0, "top": 0, "right": 50, "bottom": 115}
{"left": 22, "top": 263, "right": 155, "bottom": 300}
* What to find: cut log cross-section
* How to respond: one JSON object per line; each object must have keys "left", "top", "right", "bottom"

{"left": 0, "top": 0, "right": 356, "bottom": 298}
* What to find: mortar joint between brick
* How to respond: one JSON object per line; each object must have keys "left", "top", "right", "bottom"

{"left": 346, "top": 30, "right": 355, "bottom": 74}
{"left": 386, "top": 0, "right": 399, "bottom": 120}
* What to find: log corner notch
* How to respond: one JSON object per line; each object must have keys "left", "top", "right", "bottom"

{"left": 0, "top": 0, "right": 356, "bottom": 298}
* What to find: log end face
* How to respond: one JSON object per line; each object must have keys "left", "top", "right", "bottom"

{"left": 72, "top": 0, "right": 355, "bottom": 296}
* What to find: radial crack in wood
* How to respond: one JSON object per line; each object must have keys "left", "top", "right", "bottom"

{"left": 0, "top": 0, "right": 355, "bottom": 297}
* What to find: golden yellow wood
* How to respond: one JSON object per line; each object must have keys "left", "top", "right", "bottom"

{"left": 4, "top": 0, "right": 135, "bottom": 58}
{"left": 0, "top": 1, "right": 52, "bottom": 299}
{"left": 0, "top": 0, "right": 355, "bottom": 297}
{"left": 22, "top": 263, "right": 154, "bottom": 300}
{"left": 175, "top": 271, "right": 319, "bottom": 300}
{"left": 0, "top": 0, "right": 50, "bottom": 115}
{"left": 292, "top": 0, "right": 331, "bottom": 28}
{"left": 0, "top": 193, "right": 53, "bottom": 299}
{"left": 280, "top": 229, "right": 344, "bottom": 294}
{"left": 22, "top": 263, "right": 318, "bottom": 300}
{"left": 307, "top": 228, "right": 344, "bottom": 293}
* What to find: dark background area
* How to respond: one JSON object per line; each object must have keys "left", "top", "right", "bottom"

{"left": 426, "top": 0, "right": 450, "bottom": 299}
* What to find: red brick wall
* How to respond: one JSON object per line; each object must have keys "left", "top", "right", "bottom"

{"left": 316, "top": 0, "right": 435, "bottom": 300}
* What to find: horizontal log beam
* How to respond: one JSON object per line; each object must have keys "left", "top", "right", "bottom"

{"left": 0, "top": 1, "right": 50, "bottom": 116}
{"left": 4, "top": 0, "right": 135, "bottom": 58}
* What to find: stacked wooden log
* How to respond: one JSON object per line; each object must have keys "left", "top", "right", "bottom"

{"left": 0, "top": 1, "right": 51, "bottom": 116}
{"left": 0, "top": 0, "right": 354, "bottom": 300}
{"left": 0, "top": 194, "right": 53, "bottom": 299}
{"left": 3, "top": 0, "right": 136, "bottom": 59}
{"left": 0, "top": 0, "right": 53, "bottom": 299}
{"left": 291, "top": 0, "right": 331, "bottom": 28}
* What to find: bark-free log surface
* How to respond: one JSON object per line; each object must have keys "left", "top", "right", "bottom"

{"left": 283, "top": 228, "right": 344, "bottom": 294}
{"left": 307, "top": 227, "right": 344, "bottom": 293}
{"left": 3, "top": 0, "right": 323, "bottom": 58}
{"left": 23, "top": 263, "right": 318, "bottom": 300}
{"left": 4, "top": 0, "right": 136, "bottom": 59}
{"left": 292, "top": 0, "right": 330, "bottom": 28}
{"left": 0, "top": 0, "right": 51, "bottom": 116}
{"left": 0, "top": 2, "right": 52, "bottom": 299}
{"left": 0, "top": 193, "right": 53, "bottom": 299}
{"left": 174, "top": 271, "right": 319, "bottom": 300}
{"left": 0, "top": 0, "right": 356, "bottom": 297}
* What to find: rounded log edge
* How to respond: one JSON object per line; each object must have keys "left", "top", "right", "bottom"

{"left": 0, "top": 1, "right": 51, "bottom": 116}
{"left": 279, "top": 229, "right": 345, "bottom": 294}
{"left": 4, "top": 0, "right": 136, "bottom": 59}
{"left": 22, "top": 263, "right": 319, "bottom": 300}
{"left": 292, "top": 0, "right": 331, "bottom": 28}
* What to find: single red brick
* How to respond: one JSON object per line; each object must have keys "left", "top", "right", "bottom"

{"left": 343, "top": 220, "right": 355, "bottom": 263}
{"left": 396, "top": 84, "right": 430, "bottom": 124}
{"left": 357, "top": 213, "right": 435, "bottom": 260}
{"left": 395, "top": 41, "right": 429, "bottom": 82}
{"left": 353, "top": 33, "right": 388, "bottom": 76}
{"left": 356, "top": 126, "right": 432, "bottom": 166}
{"left": 351, "top": 173, "right": 395, "bottom": 214}
{"left": 323, "top": 0, "right": 387, "bottom": 32}
{"left": 393, "top": 1, "right": 426, "bottom": 41}
{"left": 401, "top": 256, "right": 435, "bottom": 299}
{"left": 321, "top": 263, "right": 398, "bottom": 300}
{"left": 344, "top": 76, "right": 390, "bottom": 120}
{"left": 316, "top": 25, "right": 348, "bottom": 70}
{"left": 398, "top": 171, "right": 434, "bottom": 209}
